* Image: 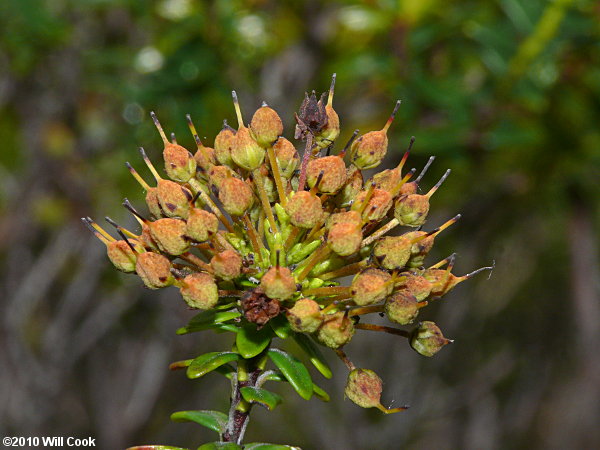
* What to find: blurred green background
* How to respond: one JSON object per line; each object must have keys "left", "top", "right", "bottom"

{"left": 1, "top": 0, "right": 599, "bottom": 449}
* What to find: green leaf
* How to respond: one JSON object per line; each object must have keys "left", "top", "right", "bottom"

{"left": 245, "top": 444, "right": 300, "bottom": 450}
{"left": 170, "top": 410, "right": 228, "bottom": 434}
{"left": 236, "top": 323, "right": 273, "bottom": 359}
{"left": 177, "top": 310, "right": 241, "bottom": 335}
{"left": 197, "top": 443, "right": 242, "bottom": 450}
{"left": 293, "top": 333, "right": 333, "bottom": 379}
{"left": 269, "top": 314, "right": 291, "bottom": 339}
{"left": 187, "top": 352, "right": 240, "bottom": 379}
{"left": 267, "top": 349, "right": 313, "bottom": 400}
{"left": 262, "top": 370, "right": 287, "bottom": 382}
{"left": 127, "top": 447, "right": 190, "bottom": 450}
{"left": 240, "top": 386, "right": 282, "bottom": 411}
{"left": 312, "top": 383, "right": 330, "bottom": 402}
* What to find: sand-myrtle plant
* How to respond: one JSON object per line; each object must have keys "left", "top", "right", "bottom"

{"left": 83, "top": 74, "right": 493, "bottom": 450}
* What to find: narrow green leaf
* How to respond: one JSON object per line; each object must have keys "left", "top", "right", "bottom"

{"left": 267, "top": 348, "right": 313, "bottom": 400}
{"left": 177, "top": 310, "right": 241, "bottom": 335}
{"left": 293, "top": 333, "right": 333, "bottom": 379}
{"left": 244, "top": 444, "right": 300, "bottom": 450}
{"left": 240, "top": 386, "right": 282, "bottom": 411}
{"left": 236, "top": 323, "right": 273, "bottom": 359}
{"left": 170, "top": 410, "right": 228, "bottom": 434}
{"left": 269, "top": 314, "right": 291, "bottom": 339}
{"left": 262, "top": 370, "right": 286, "bottom": 382}
{"left": 187, "top": 352, "right": 240, "bottom": 379}
{"left": 196, "top": 443, "right": 242, "bottom": 450}
{"left": 312, "top": 383, "right": 330, "bottom": 402}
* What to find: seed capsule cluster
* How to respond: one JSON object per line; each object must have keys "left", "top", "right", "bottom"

{"left": 84, "top": 75, "right": 492, "bottom": 413}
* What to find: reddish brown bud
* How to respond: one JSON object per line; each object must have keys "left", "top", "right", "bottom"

{"left": 373, "top": 235, "right": 412, "bottom": 270}
{"left": 135, "top": 251, "right": 173, "bottom": 289}
{"left": 211, "top": 249, "right": 242, "bottom": 281}
{"left": 306, "top": 155, "right": 347, "bottom": 194}
{"left": 394, "top": 194, "right": 430, "bottom": 227}
{"left": 328, "top": 221, "right": 362, "bottom": 256}
{"left": 296, "top": 91, "right": 328, "bottom": 138}
{"left": 285, "top": 298, "right": 323, "bottom": 333}
{"left": 260, "top": 266, "right": 297, "bottom": 300}
{"left": 241, "top": 287, "right": 281, "bottom": 326}
{"left": 345, "top": 368, "right": 382, "bottom": 409}
{"left": 163, "top": 143, "right": 196, "bottom": 182}
{"left": 350, "top": 268, "right": 393, "bottom": 306}
{"left": 149, "top": 218, "right": 189, "bottom": 256}
{"left": 272, "top": 137, "right": 299, "bottom": 179}
{"left": 107, "top": 240, "right": 137, "bottom": 273}
{"left": 180, "top": 272, "right": 219, "bottom": 310}
{"left": 285, "top": 191, "right": 323, "bottom": 228}
{"left": 156, "top": 179, "right": 192, "bottom": 219}
{"left": 316, "top": 311, "right": 355, "bottom": 349}
{"left": 218, "top": 177, "right": 254, "bottom": 216}
{"left": 214, "top": 123, "right": 236, "bottom": 167}
{"left": 410, "top": 321, "right": 451, "bottom": 357}
{"left": 250, "top": 104, "right": 284, "bottom": 147}
{"left": 385, "top": 289, "right": 419, "bottom": 325}
{"left": 186, "top": 209, "right": 219, "bottom": 242}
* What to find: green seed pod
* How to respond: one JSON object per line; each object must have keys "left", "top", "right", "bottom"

{"left": 149, "top": 218, "right": 190, "bottom": 256}
{"left": 350, "top": 268, "right": 393, "bottom": 306}
{"left": 335, "top": 165, "right": 363, "bottom": 208}
{"left": 398, "top": 180, "right": 418, "bottom": 196}
{"left": 156, "top": 179, "right": 192, "bottom": 219}
{"left": 410, "top": 321, "right": 451, "bottom": 357}
{"left": 231, "top": 126, "right": 265, "bottom": 171}
{"left": 285, "top": 298, "right": 323, "bottom": 333}
{"left": 394, "top": 194, "right": 430, "bottom": 227}
{"left": 250, "top": 104, "right": 284, "bottom": 148}
{"left": 385, "top": 289, "right": 419, "bottom": 325}
{"left": 180, "top": 272, "right": 219, "bottom": 310}
{"left": 135, "top": 251, "right": 173, "bottom": 289}
{"left": 315, "top": 104, "right": 340, "bottom": 149}
{"left": 260, "top": 266, "right": 297, "bottom": 300}
{"left": 285, "top": 191, "right": 323, "bottom": 228}
{"left": 401, "top": 273, "right": 432, "bottom": 302}
{"left": 316, "top": 311, "right": 355, "bottom": 349}
{"left": 145, "top": 188, "right": 163, "bottom": 219}
{"left": 186, "top": 208, "right": 219, "bottom": 242}
{"left": 328, "top": 221, "right": 362, "bottom": 256}
{"left": 140, "top": 224, "right": 159, "bottom": 251}
{"left": 422, "top": 268, "right": 462, "bottom": 297}
{"left": 373, "top": 235, "right": 412, "bottom": 270}
{"left": 273, "top": 137, "right": 299, "bottom": 179}
{"left": 371, "top": 167, "right": 402, "bottom": 192}
{"left": 210, "top": 249, "right": 242, "bottom": 281}
{"left": 218, "top": 177, "right": 254, "bottom": 216}
{"left": 403, "top": 230, "right": 433, "bottom": 268}
{"left": 306, "top": 155, "right": 347, "bottom": 194}
{"left": 350, "top": 130, "right": 388, "bottom": 169}
{"left": 214, "top": 122, "right": 236, "bottom": 167}
{"left": 207, "top": 165, "right": 236, "bottom": 191}
{"left": 107, "top": 240, "right": 137, "bottom": 273}
{"left": 326, "top": 210, "right": 361, "bottom": 228}
{"left": 163, "top": 143, "right": 196, "bottom": 182}
{"left": 344, "top": 368, "right": 382, "bottom": 409}
{"left": 355, "top": 188, "right": 393, "bottom": 222}
{"left": 194, "top": 145, "right": 217, "bottom": 173}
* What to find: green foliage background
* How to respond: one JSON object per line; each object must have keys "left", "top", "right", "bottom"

{"left": 0, "top": 0, "right": 598, "bottom": 449}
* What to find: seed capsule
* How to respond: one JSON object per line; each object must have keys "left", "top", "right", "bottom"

{"left": 186, "top": 209, "right": 219, "bottom": 242}
{"left": 210, "top": 249, "right": 242, "bottom": 281}
{"left": 328, "top": 221, "right": 362, "bottom": 256}
{"left": 327, "top": 210, "right": 362, "bottom": 228}
{"left": 135, "top": 251, "right": 173, "bottom": 289}
{"left": 400, "top": 273, "right": 432, "bottom": 301}
{"left": 145, "top": 189, "right": 163, "bottom": 218}
{"left": 315, "top": 74, "right": 340, "bottom": 148}
{"left": 306, "top": 155, "right": 347, "bottom": 194}
{"left": 350, "top": 268, "right": 393, "bottom": 306}
{"left": 385, "top": 289, "right": 419, "bottom": 325}
{"left": 107, "top": 240, "right": 137, "bottom": 273}
{"left": 285, "top": 191, "right": 323, "bottom": 228}
{"left": 214, "top": 122, "right": 236, "bottom": 167}
{"left": 410, "top": 321, "right": 451, "bottom": 357}
{"left": 156, "top": 179, "right": 192, "bottom": 219}
{"left": 316, "top": 311, "right": 355, "bottom": 349}
{"left": 218, "top": 177, "right": 254, "bottom": 216}
{"left": 335, "top": 164, "right": 363, "bottom": 208}
{"left": 355, "top": 188, "right": 393, "bottom": 222}
{"left": 373, "top": 235, "right": 412, "bottom": 270}
{"left": 163, "top": 143, "right": 197, "bottom": 183}
{"left": 394, "top": 194, "right": 430, "bottom": 227}
{"left": 149, "top": 218, "right": 190, "bottom": 256}
{"left": 180, "top": 272, "right": 219, "bottom": 310}
{"left": 285, "top": 298, "right": 323, "bottom": 333}
{"left": 344, "top": 368, "right": 382, "bottom": 409}
{"left": 272, "top": 137, "right": 299, "bottom": 179}
{"left": 250, "top": 103, "right": 284, "bottom": 148}
{"left": 260, "top": 266, "right": 297, "bottom": 300}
